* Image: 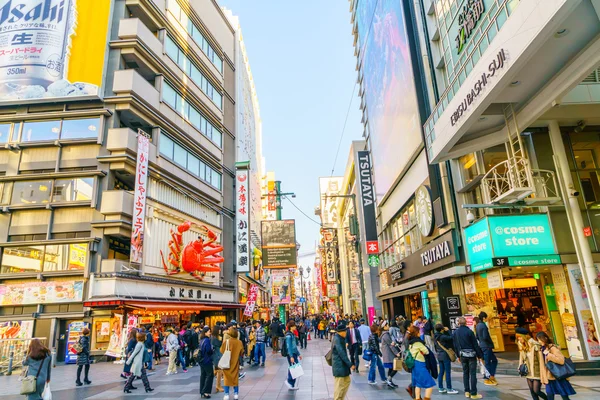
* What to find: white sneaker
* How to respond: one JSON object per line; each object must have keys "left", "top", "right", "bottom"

{"left": 368, "top": 381, "right": 377, "bottom": 385}
{"left": 223, "top": 396, "right": 229, "bottom": 400}
{"left": 448, "top": 389, "right": 459, "bottom": 395}
{"left": 285, "top": 380, "right": 294, "bottom": 390}
{"left": 234, "top": 395, "right": 239, "bottom": 400}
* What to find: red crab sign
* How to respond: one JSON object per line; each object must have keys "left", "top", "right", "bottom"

{"left": 160, "top": 222, "right": 224, "bottom": 281}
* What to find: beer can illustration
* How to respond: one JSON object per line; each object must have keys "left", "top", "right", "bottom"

{"left": 0, "top": 0, "right": 93, "bottom": 98}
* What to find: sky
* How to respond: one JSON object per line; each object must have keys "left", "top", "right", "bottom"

{"left": 219, "top": 0, "right": 363, "bottom": 258}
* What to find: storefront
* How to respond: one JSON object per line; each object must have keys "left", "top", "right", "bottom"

{"left": 237, "top": 274, "right": 268, "bottom": 322}
{"left": 461, "top": 213, "right": 599, "bottom": 359}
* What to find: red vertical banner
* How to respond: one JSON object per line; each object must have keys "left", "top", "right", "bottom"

{"left": 244, "top": 284, "right": 259, "bottom": 317}
{"left": 130, "top": 131, "right": 150, "bottom": 264}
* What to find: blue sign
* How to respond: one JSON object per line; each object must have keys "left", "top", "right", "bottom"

{"left": 299, "top": 297, "right": 306, "bottom": 303}
{"left": 464, "top": 214, "right": 557, "bottom": 268}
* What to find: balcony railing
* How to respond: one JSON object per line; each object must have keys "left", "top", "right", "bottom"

{"left": 481, "top": 157, "right": 534, "bottom": 204}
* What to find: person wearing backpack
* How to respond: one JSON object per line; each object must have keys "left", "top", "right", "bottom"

{"left": 367, "top": 324, "right": 386, "bottom": 385}
{"left": 435, "top": 323, "right": 459, "bottom": 394}
{"left": 453, "top": 317, "right": 484, "bottom": 399}
{"left": 282, "top": 321, "right": 302, "bottom": 390}
{"left": 407, "top": 325, "right": 436, "bottom": 400}
{"left": 75, "top": 327, "right": 92, "bottom": 386}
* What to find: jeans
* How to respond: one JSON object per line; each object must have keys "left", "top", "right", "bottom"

{"left": 348, "top": 343, "right": 360, "bottom": 370}
{"left": 299, "top": 333, "right": 307, "bottom": 349}
{"left": 461, "top": 357, "right": 478, "bottom": 395}
{"left": 177, "top": 348, "right": 187, "bottom": 370}
{"left": 482, "top": 348, "right": 498, "bottom": 377}
{"left": 224, "top": 386, "right": 239, "bottom": 395}
{"left": 199, "top": 364, "right": 214, "bottom": 394}
{"left": 286, "top": 355, "right": 298, "bottom": 387}
{"left": 438, "top": 358, "right": 452, "bottom": 389}
{"left": 254, "top": 342, "right": 266, "bottom": 365}
{"left": 368, "top": 353, "right": 386, "bottom": 382}
{"left": 145, "top": 347, "right": 153, "bottom": 370}
{"left": 319, "top": 330, "right": 325, "bottom": 339}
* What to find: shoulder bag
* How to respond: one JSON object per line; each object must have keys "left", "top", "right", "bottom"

{"left": 324, "top": 337, "right": 335, "bottom": 366}
{"left": 518, "top": 363, "right": 529, "bottom": 377}
{"left": 20, "top": 356, "right": 45, "bottom": 395}
{"left": 436, "top": 340, "right": 457, "bottom": 362}
{"left": 546, "top": 347, "right": 576, "bottom": 380}
{"left": 218, "top": 339, "right": 231, "bottom": 369}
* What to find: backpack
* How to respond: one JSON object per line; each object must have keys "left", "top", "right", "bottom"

{"left": 281, "top": 333, "right": 290, "bottom": 357}
{"left": 402, "top": 348, "right": 415, "bottom": 372}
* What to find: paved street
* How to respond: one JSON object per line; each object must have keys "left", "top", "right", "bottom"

{"left": 1, "top": 338, "right": 599, "bottom": 400}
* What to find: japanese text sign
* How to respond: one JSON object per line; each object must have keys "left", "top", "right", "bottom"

{"left": 130, "top": 131, "right": 150, "bottom": 264}
{"left": 236, "top": 169, "right": 250, "bottom": 273}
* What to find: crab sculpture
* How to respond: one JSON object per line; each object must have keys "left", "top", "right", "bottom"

{"left": 160, "top": 221, "right": 224, "bottom": 281}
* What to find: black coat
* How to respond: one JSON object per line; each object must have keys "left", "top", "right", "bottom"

{"left": 452, "top": 326, "right": 483, "bottom": 359}
{"left": 76, "top": 335, "right": 91, "bottom": 365}
{"left": 434, "top": 331, "right": 455, "bottom": 361}
{"left": 331, "top": 333, "right": 352, "bottom": 377}
{"left": 476, "top": 322, "right": 494, "bottom": 349}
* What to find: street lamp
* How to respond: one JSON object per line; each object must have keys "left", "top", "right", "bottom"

{"left": 298, "top": 265, "right": 311, "bottom": 318}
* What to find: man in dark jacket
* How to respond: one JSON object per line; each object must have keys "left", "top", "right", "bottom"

{"left": 476, "top": 312, "right": 498, "bottom": 386}
{"left": 270, "top": 319, "right": 280, "bottom": 353}
{"left": 453, "top": 317, "right": 484, "bottom": 399}
{"left": 183, "top": 322, "right": 194, "bottom": 368}
{"left": 254, "top": 321, "right": 267, "bottom": 366}
{"left": 345, "top": 320, "right": 362, "bottom": 372}
{"left": 332, "top": 321, "right": 353, "bottom": 400}
{"left": 144, "top": 326, "right": 154, "bottom": 370}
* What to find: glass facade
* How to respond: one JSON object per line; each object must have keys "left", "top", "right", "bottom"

{"left": 1, "top": 243, "right": 88, "bottom": 274}
{"left": 9, "top": 178, "right": 94, "bottom": 205}
{"left": 19, "top": 118, "right": 100, "bottom": 142}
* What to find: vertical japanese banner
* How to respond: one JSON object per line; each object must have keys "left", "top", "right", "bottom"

{"left": 130, "top": 131, "right": 150, "bottom": 264}
{"left": 236, "top": 169, "right": 250, "bottom": 272}
{"left": 244, "top": 284, "right": 259, "bottom": 317}
{"left": 356, "top": 151, "right": 380, "bottom": 265}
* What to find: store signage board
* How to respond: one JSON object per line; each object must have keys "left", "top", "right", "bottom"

{"left": 131, "top": 131, "right": 150, "bottom": 264}
{"left": 244, "top": 284, "right": 259, "bottom": 317}
{"left": 0, "top": 280, "right": 84, "bottom": 305}
{"left": 357, "top": 151, "right": 380, "bottom": 260}
{"left": 236, "top": 168, "right": 250, "bottom": 273}
{"left": 464, "top": 217, "right": 494, "bottom": 266}
{"left": 261, "top": 220, "right": 297, "bottom": 269}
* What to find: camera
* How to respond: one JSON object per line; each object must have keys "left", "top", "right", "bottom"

{"left": 466, "top": 210, "right": 475, "bottom": 224}
{"left": 568, "top": 185, "right": 580, "bottom": 197}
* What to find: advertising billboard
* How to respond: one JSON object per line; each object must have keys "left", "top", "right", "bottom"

{"left": 0, "top": 0, "right": 111, "bottom": 102}
{"left": 261, "top": 220, "right": 297, "bottom": 269}
{"left": 356, "top": 0, "right": 423, "bottom": 202}
{"left": 319, "top": 177, "right": 343, "bottom": 228}
{"left": 236, "top": 168, "right": 250, "bottom": 273}
{"left": 131, "top": 131, "right": 150, "bottom": 264}
{"left": 356, "top": 151, "right": 380, "bottom": 263}
{"left": 270, "top": 269, "right": 290, "bottom": 304}
{"left": 0, "top": 280, "right": 83, "bottom": 305}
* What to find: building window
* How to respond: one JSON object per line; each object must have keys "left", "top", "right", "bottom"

{"left": 11, "top": 180, "right": 53, "bottom": 204}
{"left": 0, "top": 123, "right": 10, "bottom": 144}
{"left": 9, "top": 178, "right": 95, "bottom": 205}
{"left": 22, "top": 120, "right": 61, "bottom": 142}
{"left": 165, "top": 35, "right": 223, "bottom": 109}
{"left": 167, "top": 0, "right": 223, "bottom": 72}
{"left": 161, "top": 81, "right": 222, "bottom": 147}
{"left": 60, "top": 118, "right": 100, "bottom": 140}
{"left": 0, "top": 243, "right": 89, "bottom": 273}
{"left": 158, "top": 133, "right": 222, "bottom": 190}
{"left": 18, "top": 118, "right": 100, "bottom": 143}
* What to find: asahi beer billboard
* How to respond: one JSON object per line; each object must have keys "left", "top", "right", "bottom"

{"left": 261, "top": 220, "right": 297, "bottom": 269}
{"left": 356, "top": 151, "right": 380, "bottom": 266}
{"left": 0, "top": 0, "right": 111, "bottom": 102}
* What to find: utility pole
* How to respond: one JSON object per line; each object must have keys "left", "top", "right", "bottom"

{"left": 272, "top": 180, "right": 295, "bottom": 322}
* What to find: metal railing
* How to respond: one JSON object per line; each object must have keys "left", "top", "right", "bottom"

{"left": 481, "top": 157, "right": 534, "bottom": 204}
{"left": 0, "top": 337, "right": 47, "bottom": 376}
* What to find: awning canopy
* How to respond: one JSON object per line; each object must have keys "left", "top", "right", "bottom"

{"left": 126, "top": 302, "right": 222, "bottom": 312}
{"left": 84, "top": 298, "right": 245, "bottom": 309}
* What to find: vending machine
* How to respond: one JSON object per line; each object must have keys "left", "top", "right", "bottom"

{"left": 65, "top": 321, "right": 89, "bottom": 364}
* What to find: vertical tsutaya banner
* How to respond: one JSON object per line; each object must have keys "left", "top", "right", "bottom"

{"left": 356, "top": 151, "right": 380, "bottom": 261}
{"left": 319, "top": 177, "right": 343, "bottom": 228}
{"left": 236, "top": 169, "right": 250, "bottom": 273}
{"left": 131, "top": 132, "right": 150, "bottom": 264}
{"left": 244, "top": 284, "right": 259, "bottom": 317}
{"left": 0, "top": 0, "right": 112, "bottom": 101}
{"left": 261, "top": 220, "right": 297, "bottom": 268}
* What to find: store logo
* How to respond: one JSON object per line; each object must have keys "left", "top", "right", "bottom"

{"left": 0, "top": 0, "right": 67, "bottom": 25}
{"left": 493, "top": 224, "right": 546, "bottom": 246}
{"left": 455, "top": 0, "right": 485, "bottom": 54}
{"left": 421, "top": 240, "right": 452, "bottom": 266}
{"left": 358, "top": 153, "right": 374, "bottom": 207}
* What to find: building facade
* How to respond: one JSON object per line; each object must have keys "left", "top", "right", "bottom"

{"left": 0, "top": 0, "right": 242, "bottom": 363}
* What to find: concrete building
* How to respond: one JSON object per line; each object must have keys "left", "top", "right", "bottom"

{"left": 0, "top": 0, "right": 241, "bottom": 363}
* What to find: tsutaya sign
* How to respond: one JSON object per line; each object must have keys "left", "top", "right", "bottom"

{"left": 421, "top": 240, "right": 452, "bottom": 267}
{"left": 464, "top": 214, "right": 560, "bottom": 272}
{"left": 357, "top": 150, "right": 380, "bottom": 261}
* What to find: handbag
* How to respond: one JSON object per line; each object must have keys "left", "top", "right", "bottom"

{"left": 546, "top": 357, "right": 576, "bottom": 380}
{"left": 42, "top": 383, "right": 52, "bottom": 400}
{"left": 289, "top": 363, "right": 304, "bottom": 379}
{"left": 20, "top": 356, "right": 45, "bottom": 395}
{"left": 72, "top": 337, "right": 83, "bottom": 354}
{"left": 518, "top": 363, "right": 529, "bottom": 377}
{"left": 393, "top": 357, "right": 403, "bottom": 371}
{"left": 362, "top": 348, "right": 372, "bottom": 361}
{"left": 459, "top": 349, "right": 477, "bottom": 358}
{"left": 436, "top": 340, "right": 457, "bottom": 362}
{"left": 218, "top": 340, "right": 231, "bottom": 369}
{"left": 324, "top": 339, "right": 335, "bottom": 366}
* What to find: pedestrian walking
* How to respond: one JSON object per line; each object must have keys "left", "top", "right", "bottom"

{"left": 22, "top": 339, "right": 51, "bottom": 400}
{"left": 357, "top": 318, "right": 371, "bottom": 367}
{"left": 390, "top": 321, "right": 402, "bottom": 345}
{"left": 220, "top": 327, "right": 245, "bottom": 400}
{"left": 124, "top": 332, "right": 154, "bottom": 393}
{"left": 517, "top": 330, "right": 548, "bottom": 400}
{"left": 298, "top": 321, "right": 308, "bottom": 349}
{"left": 121, "top": 329, "right": 138, "bottom": 379}
{"left": 284, "top": 321, "right": 302, "bottom": 390}
{"left": 254, "top": 321, "right": 267, "bottom": 366}
{"left": 477, "top": 312, "right": 498, "bottom": 386}
{"left": 423, "top": 317, "right": 436, "bottom": 351}
{"left": 453, "top": 317, "right": 484, "bottom": 399}
{"left": 199, "top": 326, "right": 214, "bottom": 398}
{"left": 331, "top": 321, "right": 353, "bottom": 400}
{"left": 270, "top": 319, "right": 280, "bottom": 352}
{"left": 75, "top": 327, "right": 92, "bottom": 386}
{"left": 380, "top": 321, "right": 400, "bottom": 388}
{"left": 212, "top": 327, "right": 224, "bottom": 393}
{"left": 346, "top": 320, "right": 362, "bottom": 372}
{"left": 318, "top": 319, "right": 327, "bottom": 339}
{"left": 144, "top": 326, "right": 154, "bottom": 371}
{"left": 166, "top": 328, "right": 180, "bottom": 375}
{"left": 247, "top": 325, "right": 256, "bottom": 364}
{"left": 407, "top": 325, "right": 436, "bottom": 400}
{"left": 367, "top": 324, "right": 386, "bottom": 385}
{"left": 434, "top": 323, "right": 459, "bottom": 394}
{"left": 537, "top": 331, "right": 576, "bottom": 400}
{"left": 152, "top": 327, "right": 163, "bottom": 365}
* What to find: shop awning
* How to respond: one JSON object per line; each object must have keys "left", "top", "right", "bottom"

{"left": 85, "top": 299, "right": 245, "bottom": 309}
{"left": 126, "top": 302, "right": 223, "bottom": 312}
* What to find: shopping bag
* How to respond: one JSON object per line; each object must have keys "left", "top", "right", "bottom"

{"left": 393, "top": 358, "right": 403, "bottom": 371}
{"left": 289, "top": 363, "right": 305, "bottom": 379}
{"left": 218, "top": 340, "right": 231, "bottom": 369}
{"left": 42, "top": 383, "right": 52, "bottom": 400}
{"left": 480, "top": 361, "right": 490, "bottom": 379}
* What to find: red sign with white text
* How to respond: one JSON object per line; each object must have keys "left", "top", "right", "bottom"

{"left": 366, "top": 241, "right": 379, "bottom": 255}
{"left": 130, "top": 132, "right": 150, "bottom": 263}
{"left": 244, "top": 284, "right": 259, "bottom": 317}
{"left": 584, "top": 226, "right": 593, "bottom": 237}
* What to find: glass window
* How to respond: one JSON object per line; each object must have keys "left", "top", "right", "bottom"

{"left": 212, "top": 169, "right": 221, "bottom": 189}
{"left": 165, "top": 35, "right": 179, "bottom": 60}
{"left": 173, "top": 143, "right": 187, "bottom": 167}
{"left": 0, "top": 182, "right": 11, "bottom": 205}
{"left": 11, "top": 180, "right": 53, "bottom": 204}
{"left": 22, "top": 120, "right": 61, "bottom": 142}
{"left": 212, "top": 129, "right": 222, "bottom": 147}
{"left": 44, "top": 243, "right": 88, "bottom": 271}
{"left": 188, "top": 154, "right": 200, "bottom": 176}
{"left": 199, "top": 162, "right": 206, "bottom": 180}
{"left": 459, "top": 153, "right": 478, "bottom": 184}
{"left": 53, "top": 178, "right": 94, "bottom": 202}
{"left": 1, "top": 246, "right": 44, "bottom": 273}
{"left": 61, "top": 118, "right": 100, "bottom": 139}
{"left": 189, "top": 107, "right": 201, "bottom": 128}
{"left": 162, "top": 83, "right": 177, "bottom": 107}
{"left": 159, "top": 135, "right": 174, "bottom": 158}
{"left": 0, "top": 123, "right": 10, "bottom": 143}
{"left": 482, "top": 144, "right": 508, "bottom": 173}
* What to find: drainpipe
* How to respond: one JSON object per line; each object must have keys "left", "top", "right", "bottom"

{"left": 548, "top": 120, "right": 600, "bottom": 350}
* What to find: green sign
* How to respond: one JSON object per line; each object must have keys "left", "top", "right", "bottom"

{"left": 464, "top": 218, "right": 494, "bottom": 266}
{"left": 506, "top": 255, "right": 561, "bottom": 266}
{"left": 368, "top": 255, "right": 380, "bottom": 268}
{"left": 471, "top": 259, "right": 493, "bottom": 272}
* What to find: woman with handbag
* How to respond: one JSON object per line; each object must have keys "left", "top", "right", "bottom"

{"left": 537, "top": 332, "right": 576, "bottom": 400}
{"left": 380, "top": 321, "right": 400, "bottom": 388}
{"left": 124, "top": 332, "right": 154, "bottom": 393}
{"left": 199, "top": 326, "right": 214, "bottom": 398}
{"left": 408, "top": 326, "right": 436, "bottom": 400}
{"left": 220, "top": 327, "right": 245, "bottom": 400}
{"left": 22, "top": 339, "right": 51, "bottom": 400}
{"left": 212, "top": 326, "right": 224, "bottom": 393}
{"left": 121, "top": 329, "right": 138, "bottom": 379}
{"left": 517, "top": 330, "right": 548, "bottom": 400}
{"left": 75, "top": 328, "right": 91, "bottom": 386}
{"left": 165, "top": 328, "right": 180, "bottom": 375}
{"left": 434, "top": 323, "right": 458, "bottom": 395}
{"left": 367, "top": 324, "right": 387, "bottom": 385}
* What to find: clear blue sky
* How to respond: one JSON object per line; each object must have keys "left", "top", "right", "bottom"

{"left": 219, "top": 0, "right": 363, "bottom": 255}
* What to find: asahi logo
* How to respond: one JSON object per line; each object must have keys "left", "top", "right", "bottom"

{"left": 358, "top": 153, "right": 374, "bottom": 207}
{"left": 0, "top": 0, "right": 67, "bottom": 25}
{"left": 421, "top": 240, "right": 452, "bottom": 266}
